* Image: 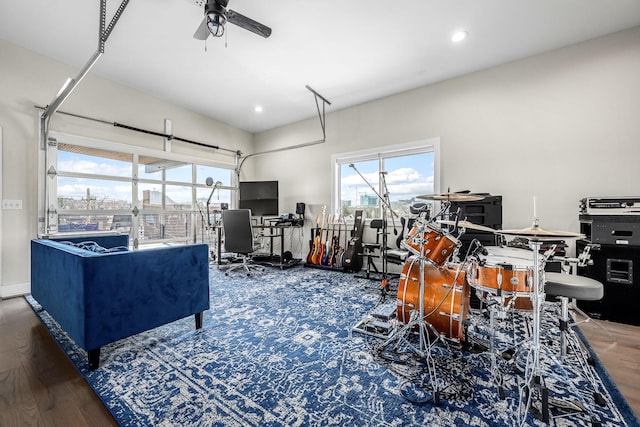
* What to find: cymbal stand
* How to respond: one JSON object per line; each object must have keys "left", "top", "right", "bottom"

{"left": 515, "top": 238, "right": 549, "bottom": 423}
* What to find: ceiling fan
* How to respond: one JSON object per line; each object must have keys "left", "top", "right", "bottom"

{"left": 191, "top": 0, "right": 272, "bottom": 40}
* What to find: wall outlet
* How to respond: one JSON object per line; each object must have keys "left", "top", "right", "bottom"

{"left": 2, "top": 199, "right": 23, "bottom": 209}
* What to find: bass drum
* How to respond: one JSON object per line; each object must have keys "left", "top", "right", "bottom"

{"left": 396, "top": 256, "right": 470, "bottom": 342}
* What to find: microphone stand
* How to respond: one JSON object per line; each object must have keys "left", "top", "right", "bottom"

{"left": 349, "top": 164, "right": 399, "bottom": 290}
{"left": 206, "top": 181, "right": 221, "bottom": 228}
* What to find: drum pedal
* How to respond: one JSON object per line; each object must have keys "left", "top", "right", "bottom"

{"left": 364, "top": 320, "right": 393, "bottom": 335}
{"left": 549, "top": 397, "right": 586, "bottom": 413}
{"left": 501, "top": 348, "right": 515, "bottom": 360}
{"left": 370, "top": 304, "right": 397, "bottom": 321}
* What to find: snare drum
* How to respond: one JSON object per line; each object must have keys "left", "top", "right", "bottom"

{"left": 396, "top": 257, "right": 470, "bottom": 341}
{"left": 468, "top": 250, "right": 541, "bottom": 297}
{"left": 402, "top": 219, "right": 460, "bottom": 266}
{"left": 484, "top": 246, "right": 536, "bottom": 262}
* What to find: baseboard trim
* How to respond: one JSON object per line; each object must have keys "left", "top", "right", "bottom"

{"left": 1, "top": 282, "right": 30, "bottom": 299}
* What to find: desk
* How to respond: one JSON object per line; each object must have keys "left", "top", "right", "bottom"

{"left": 212, "top": 221, "right": 303, "bottom": 269}
{"left": 253, "top": 221, "right": 303, "bottom": 268}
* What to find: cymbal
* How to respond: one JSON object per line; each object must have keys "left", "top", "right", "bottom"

{"left": 417, "top": 193, "right": 485, "bottom": 202}
{"left": 497, "top": 226, "right": 584, "bottom": 240}
{"left": 437, "top": 219, "right": 496, "bottom": 233}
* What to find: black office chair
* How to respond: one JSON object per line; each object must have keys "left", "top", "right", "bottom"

{"left": 222, "top": 209, "right": 264, "bottom": 276}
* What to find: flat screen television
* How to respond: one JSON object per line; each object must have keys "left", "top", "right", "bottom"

{"left": 238, "top": 180, "right": 279, "bottom": 217}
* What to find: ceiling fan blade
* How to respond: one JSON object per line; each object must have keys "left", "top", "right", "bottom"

{"left": 227, "top": 9, "right": 272, "bottom": 38}
{"left": 193, "top": 16, "right": 210, "bottom": 40}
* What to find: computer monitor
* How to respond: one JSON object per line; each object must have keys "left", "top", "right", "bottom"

{"left": 238, "top": 181, "right": 279, "bottom": 217}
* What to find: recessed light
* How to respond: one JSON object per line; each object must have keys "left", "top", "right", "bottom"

{"left": 452, "top": 30, "right": 468, "bottom": 43}
{"left": 254, "top": 105, "right": 263, "bottom": 113}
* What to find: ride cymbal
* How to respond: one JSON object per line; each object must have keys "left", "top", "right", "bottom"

{"left": 497, "top": 226, "right": 584, "bottom": 240}
{"left": 417, "top": 193, "right": 485, "bottom": 202}
{"left": 437, "top": 219, "right": 497, "bottom": 233}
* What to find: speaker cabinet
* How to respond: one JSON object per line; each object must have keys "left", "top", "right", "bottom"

{"left": 450, "top": 195, "right": 502, "bottom": 228}
{"left": 577, "top": 239, "right": 640, "bottom": 325}
{"left": 450, "top": 195, "right": 502, "bottom": 257}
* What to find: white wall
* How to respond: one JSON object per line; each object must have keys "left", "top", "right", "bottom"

{"left": 0, "top": 39, "right": 254, "bottom": 297}
{"left": 2, "top": 26, "right": 640, "bottom": 294}
{"left": 254, "top": 27, "right": 640, "bottom": 258}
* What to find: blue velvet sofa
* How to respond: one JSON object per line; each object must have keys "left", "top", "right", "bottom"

{"left": 30, "top": 234, "right": 210, "bottom": 370}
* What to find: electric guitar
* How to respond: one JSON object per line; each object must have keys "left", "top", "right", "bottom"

{"left": 396, "top": 217, "right": 406, "bottom": 248}
{"left": 334, "top": 217, "right": 347, "bottom": 268}
{"left": 322, "top": 215, "right": 335, "bottom": 266}
{"left": 330, "top": 214, "right": 342, "bottom": 267}
{"left": 317, "top": 225, "right": 327, "bottom": 265}
{"left": 308, "top": 206, "right": 325, "bottom": 264}
{"left": 343, "top": 209, "right": 364, "bottom": 272}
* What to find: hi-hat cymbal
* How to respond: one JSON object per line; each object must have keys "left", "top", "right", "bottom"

{"left": 497, "top": 226, "right": 584, "bottom": 240}
{"left": 437, "top": 219, "right": 497, "bottom": 233}
{"left": 417, "top": 193, "right": 485, "bottom": 202}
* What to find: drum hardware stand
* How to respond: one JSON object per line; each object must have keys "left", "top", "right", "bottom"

{"left": 554, "top": 296, "right": 609, "bottom": 420}
{"left": 378, "top": 254, "right": 466, "bottom": 406}
{"left": 514, "top": 237, "right": 552, "bottom": 424}
{"left": 485, "top": 296, "right": 507, "bottom": 399}
{"left": 495, "top": 220, "right": 602, "bottom": 426}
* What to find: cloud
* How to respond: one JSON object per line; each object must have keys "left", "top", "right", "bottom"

{"left": 341, "top": 166, "right": 434, "bottom": 203}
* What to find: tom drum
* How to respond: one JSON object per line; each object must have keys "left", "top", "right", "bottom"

{"left": 402, "top": 219, "right": 460, "bottom": 266}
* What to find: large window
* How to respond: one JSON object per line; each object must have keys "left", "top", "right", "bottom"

{"left": 42, "top": 132, "right": 235, "bottom": 247}
{"left": 332, "top": 139, "right": 440, "bottom": 221}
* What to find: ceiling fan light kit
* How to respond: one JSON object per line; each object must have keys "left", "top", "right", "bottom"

{"left": 205, "top": 0, "right": 226, "bottom": 37}
{"left": 193, "top": 0, "right": 271, "bottom": 41}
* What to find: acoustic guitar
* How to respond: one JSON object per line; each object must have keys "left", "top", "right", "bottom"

{"left": 343, "top": 209, "right": 364, "bottom": 272}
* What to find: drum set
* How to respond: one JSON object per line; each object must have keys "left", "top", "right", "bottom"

{"left": 373, "top": 192, "right": 596, "bottom": 423}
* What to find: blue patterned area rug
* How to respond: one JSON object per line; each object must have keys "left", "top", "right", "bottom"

{"left": 27, "top": 266, "right": 639, "bottom": 427}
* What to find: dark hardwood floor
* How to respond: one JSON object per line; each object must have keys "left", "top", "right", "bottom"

{"left": 0, "top": 296, "right": 116, "bottom": 426}
{"left": 1, "top": 296, "right": 638, "bottom": 426}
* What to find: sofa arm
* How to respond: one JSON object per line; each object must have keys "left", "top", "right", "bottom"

{"left": 82, "top": 244, "right": 210, "bottom": 351}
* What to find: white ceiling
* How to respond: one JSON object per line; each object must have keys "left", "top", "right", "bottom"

{"left": 1, "top": 0, "right": 640, "bottom": 134}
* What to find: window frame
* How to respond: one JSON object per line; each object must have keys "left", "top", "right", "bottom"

{"left": 330, "top": 138, "right": 441, "bottom": 221}
{"left": 40, "top": 131, "right": 237, "bottom": 247}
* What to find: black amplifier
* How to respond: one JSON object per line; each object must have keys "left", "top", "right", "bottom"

{"left": 577, "top": 240, "right": 640, "bottom": 325}
{"left": 580, "top": 196, "right": 640, "bottom": 215}
{"left": 579, "top": 214, "right": 640, "bottom": 247}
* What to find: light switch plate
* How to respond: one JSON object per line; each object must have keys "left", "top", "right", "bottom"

{"left": 2, "top": 200, "right": 23, "bottom": 209}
